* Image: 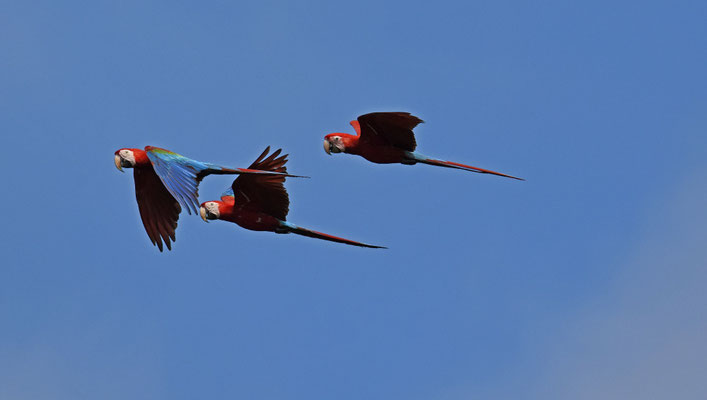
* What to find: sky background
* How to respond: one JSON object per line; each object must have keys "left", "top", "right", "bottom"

{"left": 1, "top": 1, "right": 706, "bottom": 399}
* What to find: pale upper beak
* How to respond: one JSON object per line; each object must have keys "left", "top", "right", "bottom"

{"left": 114, "top": 154, "right": 124, "bottom": 172}
{"left": 199, "top": 206, "right": 209, "bottom": 223}
{"left": 323, "top": 139, "right": 332, "bottom": 155}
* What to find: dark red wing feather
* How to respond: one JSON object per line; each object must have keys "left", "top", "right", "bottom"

{"left": 357, "top": 112, "right": 424, "bottom": 151}
{"left": 231, "top": 147, "right": 290, "bottom": 221}
{"left": 134, "top": 166, "right": 181, "bottom": 251}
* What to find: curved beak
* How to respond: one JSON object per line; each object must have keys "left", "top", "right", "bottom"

{"left": 323, "top": 139, "right": 332, "bottom": 155}
{"left": 199, "top": 206, "right": 209, "bottom": 223}
{"left": 114, "top": 154, "right": 124, "bottom": 172}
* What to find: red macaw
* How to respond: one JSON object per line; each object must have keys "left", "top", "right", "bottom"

{"left": 114, "top": 146, "right": 304, "bottom": 251}
{"left": 199, "top": 147, "right": 385, "bottom": 249}
{"left": 323, "top": 112, "right": 523, "bottom": 180}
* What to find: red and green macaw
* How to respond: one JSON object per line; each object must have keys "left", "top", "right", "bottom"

{"left": 114, "top": 146, "right": 304, "bottom": 251}
{"left": 199, "top": 147, "right": 385, "bottom": 249}
{"left": 323, "top": 112, "right": 524, "bottom": 180}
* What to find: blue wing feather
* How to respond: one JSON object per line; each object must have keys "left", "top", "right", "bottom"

{"left": 221, "top": 187, "right": 235, "bottom": 198}
{"left": 145, "top": 146, "right": 305, "bottom": 215}
{"left": 146, "top": 148, "right": 209, "bottom": 215}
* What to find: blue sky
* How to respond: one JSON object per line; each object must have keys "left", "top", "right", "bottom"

{"left": 1, "top": 1, "right": 706, "bottom": 399}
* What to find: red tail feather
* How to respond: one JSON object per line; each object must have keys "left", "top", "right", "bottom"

{"left": 288, "top": 226, "right": 386, "bottom": 249}
{"left": 420, "top": 158, "right": 524, "bottom": 180}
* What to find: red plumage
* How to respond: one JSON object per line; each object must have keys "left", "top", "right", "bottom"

{"left": 324, "top": 112, "right": 523, "bottom": 180}
{"left": 201, "top": 147, "right": 385, "bottom": 248}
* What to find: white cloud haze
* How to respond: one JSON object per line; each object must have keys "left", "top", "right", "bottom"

{"left": 532, "top": 171, "right": 707, "bottom": 399}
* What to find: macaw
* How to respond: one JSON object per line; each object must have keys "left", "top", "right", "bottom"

{"left": 323, "top": 112, "right": 523, "bottom": 180}
{"left": 199, "top": 147, "right": 385, "bottom": 249}
{"left": 114, "top": 146, "right": 304, "bottom": 251}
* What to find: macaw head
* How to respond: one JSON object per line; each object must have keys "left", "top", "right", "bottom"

{"left": 114, "top": 148, "right": 137, "bottom": 172}
{"left": 200, "top": 201, "right": 222, "bottom": 222}
{"left": 323, "top": 134, "right": 346, "bottom": 155}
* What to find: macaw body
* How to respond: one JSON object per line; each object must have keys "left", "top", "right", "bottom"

{"left": 200, "top": 148, "right": 385, "bottom": 249}
{"left": 114, "top": 146, "right": 303, "bottom": 251}
{"left": 323, "top": 112, "right": 524, "bottom": 180}
{"left": 211, "top": 195, "right": 282, "bottom": 232}
{"left": 339, "top": 137, "right": 408, "bottom": 164}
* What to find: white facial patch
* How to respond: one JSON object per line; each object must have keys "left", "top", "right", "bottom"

{"left": 330, "top": 136, "right": 344, "bottom": 153}
{"left": 204, "top": 202, "right": 220, "bottom": 219}
{"left": 119, "top": 149, "right": 136, "bottom": 167}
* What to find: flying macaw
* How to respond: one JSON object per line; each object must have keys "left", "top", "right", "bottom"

{"left": 199, "top": 147, "right": 385, "bottom": 249}
{"left": 114, "top": 146, "right": 304, "bottom": 251}
{"left": 323, "top": 112, "right": 524, "bottom": 180}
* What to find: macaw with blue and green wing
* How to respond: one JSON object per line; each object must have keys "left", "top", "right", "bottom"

{"left": 114, "top": 145, "right": 305, "bottom": 251}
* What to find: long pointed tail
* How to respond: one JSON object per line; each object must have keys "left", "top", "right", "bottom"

{"left": 280, "top": 222, "right": 386, "bottom": 249}
{"left": 406, "top": 152, "right": 524, "bottom": 180}
{"left": 202, "top": 166, "right": 309, "bottom": 179}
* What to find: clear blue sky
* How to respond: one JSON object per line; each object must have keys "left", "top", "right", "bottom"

{"left": 2, "top": 1, "right": 706, "bottom": 399}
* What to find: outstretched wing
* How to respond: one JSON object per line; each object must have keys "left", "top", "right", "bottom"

{"left": 133, "top": 166, "right": 181, "bottom": 252}
{"left": 145, "top": 147, "right": 203, "bottom": 215}
{"left": 231, "top": 147, "right": 290, "bottom": 221}
{"left": 357, "top": 112, "right": 424, "bottom": 151}
{"left": 145, "top": 146, "right": 301, "bottom": 216}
